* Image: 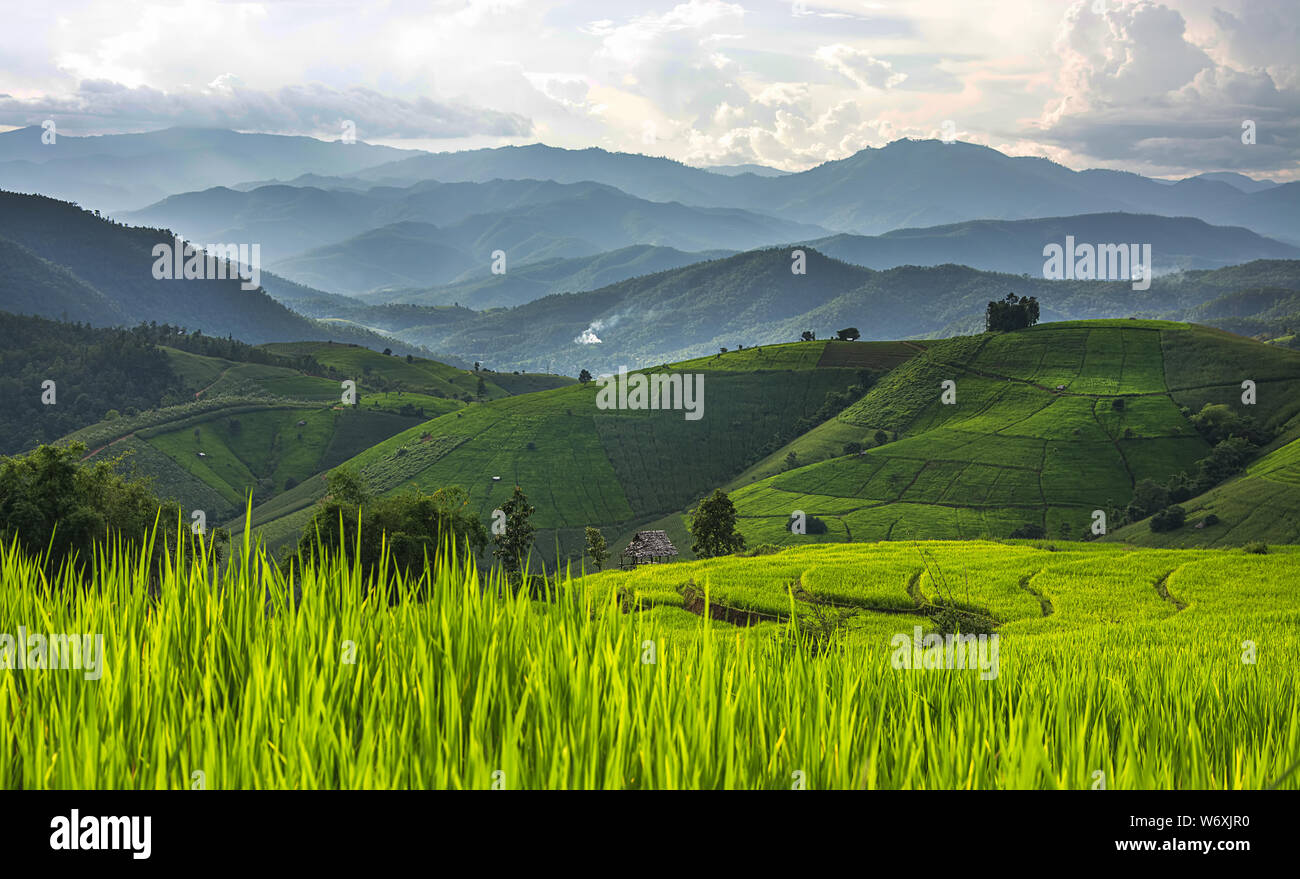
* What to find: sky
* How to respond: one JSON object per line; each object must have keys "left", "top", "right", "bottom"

{"left": 0, "top": 0, "right": 1296, "bottom": 179}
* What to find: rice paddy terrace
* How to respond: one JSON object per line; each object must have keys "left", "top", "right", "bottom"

{"left": 62, "top": 341, "right": 572, "bottom": 524}
{"left": 1114, "top": 435, "right": 1300, "bottom": 546}
{"left": 242, "top": 340, "right": 917, "bottom": 556}
{"left": 731, "top": 320, "right": 1300, "bottom": 546}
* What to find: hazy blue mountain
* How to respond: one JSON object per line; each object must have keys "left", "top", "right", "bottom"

{"left": 126, "top": 178, "right": 829, "bottom": 293}
{"left": 342, "top": 249, "right": 1300, "bottom": 373}
{"left": 0, "top": 126, "right": 416, "bottom": 212}
{"left": 806, "top": 213, "right": 1300, "bottom": 276}
{"left": 702, "top": 163, "right": 791, "bottom": 177}
{"left": 364, "top": 244, "right": 734, "bottom": 309}
{"left": 1183, "top": 172, "right": 1281, "bottom": 193}
{"left": 270, "top": 222, "right": 480, "bottom": 293}
{"left": 353, "top": 138, "right": 1300, "bottom": 243}
{"left": 0, "top": 191, "right": 421, "bottom": 353}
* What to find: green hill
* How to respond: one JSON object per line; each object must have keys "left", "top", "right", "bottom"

{"left": 340, "top": 247, "right": 1300, "bottom": 374}
{"left": 242, "top": 340, "right": 915, "bottom": 557}
{"left": 0, "top": 190, "right": 426, "bottom": 354}
{"left": 55, "top": 336, "right": 574, "bottom": 527}
{"left": 1110, "top": 437, "right": 1300, "bottom": 547}
{"left": 729, "top": 321, "right": 1300, "bottom": 546}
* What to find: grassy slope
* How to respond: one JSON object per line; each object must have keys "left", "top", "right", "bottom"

{"left": 248, "top": 340, "right": 896, "bottom": 558}
{"left": 730, "top": 320, "right": 1300, "bottom": 546}
{"left": 257, "top": 340, "right": 576, "bottom": 401}
{"left": 69, "top": 342, "right": 570, "bottom": 527}
{"left": 1111, "top": 437, "right": 1300, "bottom": 547}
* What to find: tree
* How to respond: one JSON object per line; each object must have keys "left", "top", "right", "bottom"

{"left": 836, "top": 327, "right": 861, "bottom": 341}
{"left": 874, "top": 429, "right": 889, "bottom": 447}
{"left": 493, "top": 485, "right": 536, "bottom": 574}
{"left": 295, "top": 481, "right": 487, "bottom": 592}
{"left": 783, "top": 451, "right": 799, "bottom": 470}
{"left": 843, "top": 441, "right": 863, "bottom": 455}
{"left": 801, "top": 331, "right": 816, "bottom": 342}
{"left": 1126, "top": 478, "right": 1169, "bottom": 522}
{"left": 985, "top": 293, "right": 1040, "bottom": 332}
{"left": 584, "top": 526, "right": 609, "bottom": 571}
{"left": 578, "top": 369, "right": 593, "bottom": 384}
{"left": 689, "top": 489, "right": 746, "bottom": 558}
{"left": 383, "top": 348, "right": 393, "bottom": 356}
{"left": 1197, "top": 437, "right": 1253, "bottom": 483}
{"left": 0, "top": 443, "right": 224, "bottom": 578}
{"left": 476, "top": 376, "right": 487, "bottom": 400}
{"left": 327, "top": 466, "right": 369, "bottom": 507}
{"left": 1189, "top": 403, "right": 1251, "bottom": 445}
{"left": 406, "top": 354, "right": 414, "bottom": 363}
{"left": 1150, "top": 505, "right": 1186, "bottom": 532}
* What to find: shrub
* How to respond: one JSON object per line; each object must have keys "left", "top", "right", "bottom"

{"left": 1150, "top": 505, "right": 1186, "bottom": 532}
{"left": 0, "top": 443, "right": 223, "bottom": 578}
{"left": 737, "top": 543, "right": 783, "bottom": 557}
{"left": 786, "top": 514, "right": 828, "bottom": 534}
{"left": 1009, "top": 523, "right": 1046, "bottom": 539}
{"left": 1243, "top": 541, "right": 1268, "bottom": 554}
{"left": 295, "top": 475, "right": 488, "bottom": 591}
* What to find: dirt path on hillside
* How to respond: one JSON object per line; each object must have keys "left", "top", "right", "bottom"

{"left": 193, "top": 366, "right": 234, "bottom": 399}
{"left": 81, "top": 431, "right": 136, "bottom": 461}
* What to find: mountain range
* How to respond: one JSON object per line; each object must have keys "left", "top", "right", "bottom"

{"left": 349, "top": 138, "right": 1299, "bottom": 244}
{"left": 120, "top": 177, "right": 826, "bottom": 292}
{"left": 0, "top": 126, "right": 413, "bottom": 212}
{"left": 284, "top": 248, "right": 1300, "bottom": 374}
{"left": 0, "top": 191, "right": 425, "bottom": 353}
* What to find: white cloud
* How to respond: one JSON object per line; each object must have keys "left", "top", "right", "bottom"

{"left": 814, "top": 44, "right": 907, "bottom": 90}
{"left": 1034, "top": 0, "right": 1299, "bottom": 176}
{"left": 0, "top": 0, "right": 1292, "bottom": 178}
{"left": 0, "top": 77, "right": 531, "bottom": 138}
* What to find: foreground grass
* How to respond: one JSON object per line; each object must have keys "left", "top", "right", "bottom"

{"left": 1, "top": 533, "right": 1297, "bottom": 789}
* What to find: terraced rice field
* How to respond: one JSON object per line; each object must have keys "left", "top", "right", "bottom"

{"left": 247, "top": 341, "right": 877, "bottom": 557}
{"left": 732, "top": 322, "right": 1300, "bottom": 545}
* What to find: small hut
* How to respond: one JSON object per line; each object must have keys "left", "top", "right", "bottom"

{"left": 620, "top": 530, "right": 679, "bottom": 569}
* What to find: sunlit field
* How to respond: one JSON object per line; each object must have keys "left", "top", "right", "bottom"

{"left": 3, "top": 530, "right": 1296, "bottom": 789}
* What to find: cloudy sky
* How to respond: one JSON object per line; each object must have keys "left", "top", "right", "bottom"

{"left": 1, "top": 0, "right": 1296, "bottom": 179}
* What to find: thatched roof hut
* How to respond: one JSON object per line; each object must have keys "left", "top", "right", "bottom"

{"left": 620, "top": 530, "right": 678, "bottom": 568}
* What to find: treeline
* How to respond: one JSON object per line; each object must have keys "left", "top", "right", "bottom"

{"left": 1116, "top": 403, "right": 1273, "bottom": 533}
{"left": 0, "top": 313, "right": 184, "bottom": 454}
{"left": 126, "top": 321, "right": 325, "bottom": 373}
{"left": 0, "top": 313, "right": 343, "bottom": 454}
{"left": 0, "top": 443, "right": 222, "bottom": 579}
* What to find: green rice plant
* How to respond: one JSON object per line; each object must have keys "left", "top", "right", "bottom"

{"left": 2, "top": 532, "right": 1296, "bottom": 789}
